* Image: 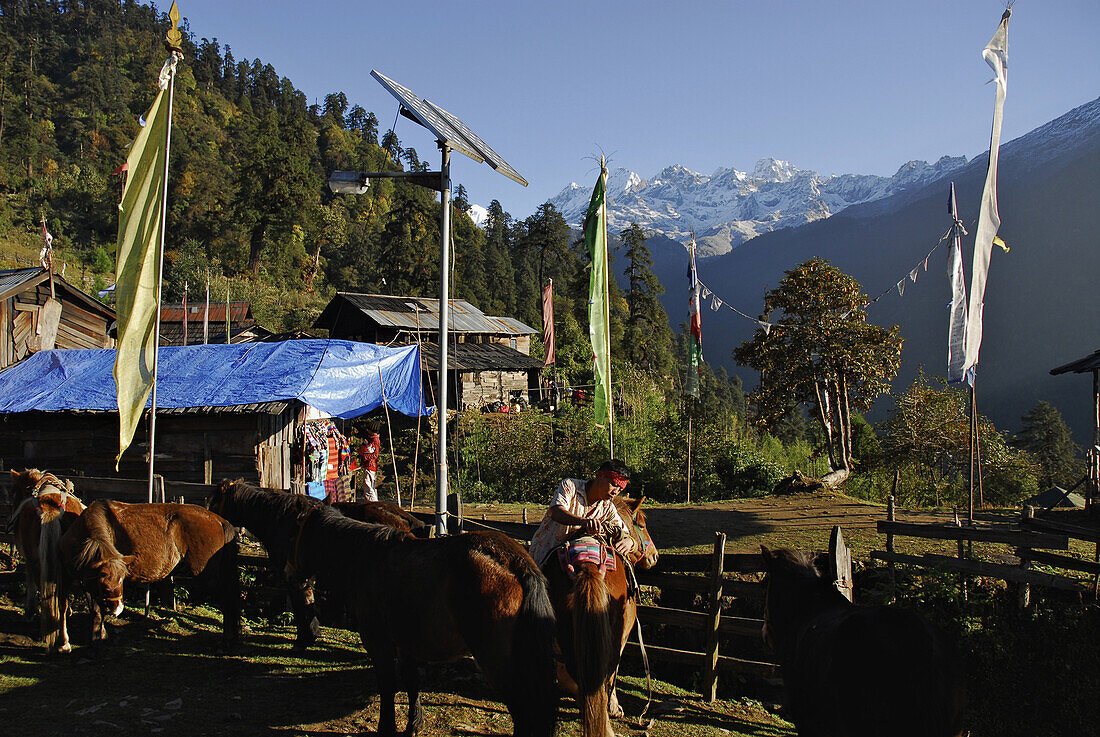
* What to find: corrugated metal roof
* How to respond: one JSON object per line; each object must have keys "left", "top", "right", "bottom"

{"left": 0, "top": 267, "right": 115, "bottom": 319}
{"left": 1050, "top": 349, "right": 1100, "bottom": 375}
{"left": 320, "top": 292, "right": 537, "bottom": 336}
{"left": 158, "top": 323, "right": 271, "bottom": 346}
{"left": 420, "top": 341, "right": 543, "bottom": 371}
{"left": 16, "top": 401, "right": 292, "bottom": 416}
{"left": 0, "top": 267, "right": 42, "bottom": 298}
{"left": 160, "top": 301, "right": 252, "bottom": 323}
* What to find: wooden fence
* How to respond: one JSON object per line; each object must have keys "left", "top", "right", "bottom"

{"left": 873, "top": 495, "right": 1100, "bottom": 605}
{"left": 2, "top": 479, "right": 781, "bottom": 700}
{"left": 454, "top": 513, "right": 780, "bottom": 701}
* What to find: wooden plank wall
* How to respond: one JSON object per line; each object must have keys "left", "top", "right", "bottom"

{"left": 0, "top": 410, "right": 291, "bottom": 487}
{"left": 1, "top": 281, "right": 113, "bottom": 369}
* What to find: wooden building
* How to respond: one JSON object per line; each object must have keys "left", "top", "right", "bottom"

{"left": 157, "top": 301, "right": 272, "bottom": 346}
{"left": 0, "top": 402, "right": 297, "bottom": 489}
{"left": 315, "top": 293, "right": 541, "bottom": 410}
{"left": 0, "top": 267, "right": 115, "bottom": 370}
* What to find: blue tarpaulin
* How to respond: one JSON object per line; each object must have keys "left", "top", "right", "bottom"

{"left": 0, "top": 339, "right": 431, "bottom": 418}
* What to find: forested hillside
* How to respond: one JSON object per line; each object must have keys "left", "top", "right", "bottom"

{"left": 0, "top": 0, "right": 629, "bottom": 346}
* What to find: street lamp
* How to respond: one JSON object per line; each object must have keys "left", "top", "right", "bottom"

{"left": 331, "top": 71, "right": 526, "bottom": 537}
{"left": 327, "top": 171, "right": 369, "bottom": 195}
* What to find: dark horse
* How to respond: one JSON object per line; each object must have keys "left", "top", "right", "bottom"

{"left": 59, "top": 500, "right": 241, "bottom": 648}
{"left": 7, "top": 469, "right": 86, "bottom": 652}
{"left": 760, "top": 545, "right": 965, "bottom": 737}
{"left": 542, "top": 497, "right": 659, "bottom": 737}
{"left": 330, "top": 499, "right": 432, "bottom": 537}
{"left": 208, "top": 480, "right": 557, "bottom": 737}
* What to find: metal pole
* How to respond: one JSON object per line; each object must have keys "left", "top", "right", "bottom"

{"left": 601, "top": 162, "right": 613, "bottom": 458}
{"left": 435, "top": 145, "right": 452, "bottom": 536}
{"left": 147, "top": 53, "right": 178, "bottom": 506}
{"left": 968, "top": 382, "right": 975, "bottom": 525}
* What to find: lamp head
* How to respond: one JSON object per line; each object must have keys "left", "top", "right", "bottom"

{"left": 327, "top": 171, "right": 369, "bottom": 195}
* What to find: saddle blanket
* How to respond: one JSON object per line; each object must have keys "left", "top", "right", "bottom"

{"left": 556, "top": 537, "right": 617, "bottom": 579}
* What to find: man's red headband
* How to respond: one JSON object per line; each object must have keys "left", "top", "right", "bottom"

{"left": 600, "top": 470, "right": 629, "bottom": 487}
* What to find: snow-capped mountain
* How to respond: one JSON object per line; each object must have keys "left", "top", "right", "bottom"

{"left": 466, "top": 203, "right": 489, "bottom": 228}
{"left": 548, "top": 156, "right": 969, "bottom": 257}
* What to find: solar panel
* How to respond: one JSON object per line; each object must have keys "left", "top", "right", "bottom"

{"left": 423, "top": 99, "right": 528, "bottom": 187}
{"left": 371, "top": 70, "right": 527, "bottom": 187}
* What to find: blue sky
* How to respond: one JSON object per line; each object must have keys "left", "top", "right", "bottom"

{"left": 166, "top": 0, "right": 1098, "bottom": 222}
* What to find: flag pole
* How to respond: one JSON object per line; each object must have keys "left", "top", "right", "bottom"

{"left": 146, "top": 16, "right": 183, "bottom": 505}
{"left": 601, "top": 160, "right": 614, "bottom": 457}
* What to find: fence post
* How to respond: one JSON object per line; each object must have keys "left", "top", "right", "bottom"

{"left": 887, "top": 495, "right": 896, "bottom": 601}
{"left": 1018, "top": 505, "right": 1034, "bottom": 609}
{"left": 702, "top": 531, "right": 726, "bottom": 702}
{"left": 522, "top": 507, "right": 528, "bottom": 525}
{"left": 954, "top": 508, "right": 968, "bottom": 604}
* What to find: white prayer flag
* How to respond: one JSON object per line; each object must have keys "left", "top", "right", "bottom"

{"left": 963, "top": 9, "right": 1010, "bottom": 377}
{"left": 946, "top": 183, "right": 970, "bottom": 383}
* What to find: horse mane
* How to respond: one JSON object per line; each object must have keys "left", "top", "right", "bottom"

{"left": 71, "top": 501, "right": 124, "bottom": 572}
{"left": 769, "top": 547, "right": 827, "bottom": 581}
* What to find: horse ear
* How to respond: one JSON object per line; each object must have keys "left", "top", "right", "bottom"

{"left": 9, "top": 469, "right": 17, "bottom": 479}
{"left": 120, "top": 555, "right": 138, "bottom": 571}
{"left": 760, "top": 545, "right": 773, "bottom": 567}
{"left": 625, "top": 496, "right": 643, "bottom": 513}
{"left": 811, "top": 552, "right": 830, "bottom": 576}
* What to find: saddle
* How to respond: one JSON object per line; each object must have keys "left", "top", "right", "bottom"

{"left": 556, "top": 536, "right": 617, "bottom": 580}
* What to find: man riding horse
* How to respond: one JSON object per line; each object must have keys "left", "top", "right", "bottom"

{"left": 528, "top": 459, "right": 636, "bottom": 568}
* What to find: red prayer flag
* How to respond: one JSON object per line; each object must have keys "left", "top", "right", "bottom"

{"left": 542, "top": 280, "right": 555, "bottom": 366}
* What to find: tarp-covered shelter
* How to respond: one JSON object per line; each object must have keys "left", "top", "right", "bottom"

{"left": 0, "top": 340, "right": 429, "bottom": 488}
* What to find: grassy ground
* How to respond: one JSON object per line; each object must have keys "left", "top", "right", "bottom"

{"left": 2, "top": 490, "right": 1098, "bottom": 736}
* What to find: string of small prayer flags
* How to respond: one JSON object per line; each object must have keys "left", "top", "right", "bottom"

{"left": 689, "top": 218, "right": 997, "bottom": 335}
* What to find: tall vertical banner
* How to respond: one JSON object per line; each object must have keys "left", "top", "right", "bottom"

{"left": 946, "top": 183, "right": 969, "bottom": 382}
{"left": 962, "top": 8, "right": 1010, "bottom": 380}
{"left": 686, "top": 235, "right": 703, "bottom": 398}
{"left": 585, "top": 161, "right": 612, "bottom": 428}
{"left": 203, "top": 278, "right": 210, "bottom": 344}
{"left": 542, "top": 280, "right": 555, "bottom": 366}
{"left": 113, "top": 64, "right": 173, "bottom": 467}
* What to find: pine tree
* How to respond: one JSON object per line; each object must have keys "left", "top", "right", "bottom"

{"left": 1015, "top": 401, "right": 1081, "bottom": 488}
{"left": 621, "top": 222, "right": 673, "bottom": 377}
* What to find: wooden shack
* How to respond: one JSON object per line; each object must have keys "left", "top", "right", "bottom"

{"left": 0, "top": 267, "right": 115, "bottom": 370}
{"left": 157, "top": 301, "right": 272, "bottom": 346}
{"left": 0, "top": 401, "right": 297, "bottom": 489}
{"left": 315, "top": 292, "right": 540, "bottom": 409}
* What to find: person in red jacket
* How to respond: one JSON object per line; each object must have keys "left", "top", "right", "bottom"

{"left": 358, "top": 431, "right": 381, "bottom": 501}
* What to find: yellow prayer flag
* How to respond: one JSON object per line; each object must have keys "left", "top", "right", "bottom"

{"left": 113, "top": 82, "right": 171, "bottom": 467}
{"left": 992, "top": 236, "right": 1010, "bottom": 253}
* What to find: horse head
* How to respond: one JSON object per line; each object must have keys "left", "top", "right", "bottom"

{"left": 85, "top": 553, "right": 137, "bottom": 617}
{"left": 10, "top": 468, "right": 44, "bottom": 505}
{"left": 615, "top": 496, "right": 659, "bottom": 570}
{"left": 760, "top": 545, "right": 836, "bottom": 650}
{"left": 207, "top": 478, "right": 243, "bottom": 519}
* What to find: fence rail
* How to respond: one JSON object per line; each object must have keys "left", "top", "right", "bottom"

{"left": 875, "top": 497, "right": 1100, "bottom": 604}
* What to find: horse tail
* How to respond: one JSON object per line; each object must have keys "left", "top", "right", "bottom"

{"left": 572, "top": 564, "right": 612, "bottom": 737}
{"left": 510, "top": 563, "right": 558, "bottom": 737}
{"left": 37, "top": 516, "right": 65, "bottom": 652}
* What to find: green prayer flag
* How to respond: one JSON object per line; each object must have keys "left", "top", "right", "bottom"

{"left": 585, "top": 163, "right": 612, "bottom": 428}
{"left": 113, "top": 83, "right": 171, "bottom": 467}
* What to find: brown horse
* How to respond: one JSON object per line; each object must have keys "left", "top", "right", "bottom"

{"left": 208, "top": 480, "right": 557, "bottom": 737}
{"left": 6, "top": 469, "right": 86, "bottom": 651}
{"left": 760, "top": 545, "right": 966, "bottom": 737}
{"left": 330, "top": 499, "right": 431, "bottom": 537}
{"left": 542, "top": 496, "right": 659, "bottom": 737}
{"left": 59, "top": 499, "right": 241, "bottom": 648}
